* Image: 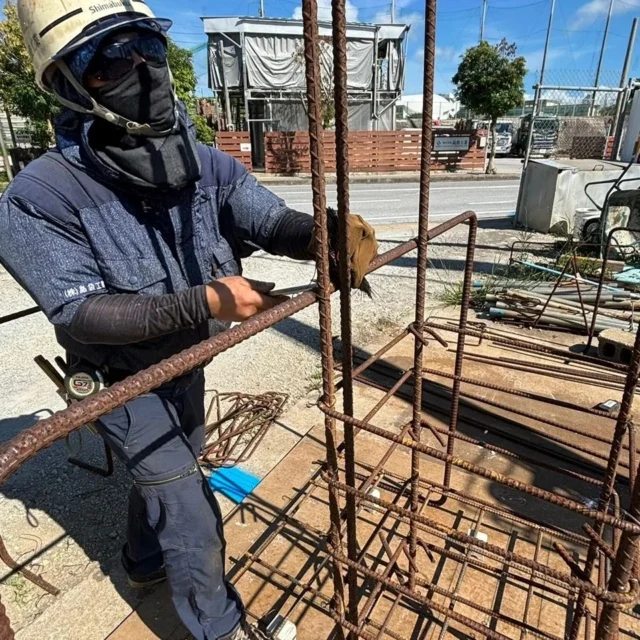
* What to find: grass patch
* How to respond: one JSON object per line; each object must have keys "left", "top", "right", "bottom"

{"left": 5, "top": 574, "right": 30, "bottom": 608}
{"left": 306, "top": 369, "right": 324, "bottom": 393}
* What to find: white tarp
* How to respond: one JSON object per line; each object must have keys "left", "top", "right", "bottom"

{"left": 243, "top": 35, "right": 374, "bottom": 91}
{"left": 209, "top": 35, "right": 242, "bottom": 89}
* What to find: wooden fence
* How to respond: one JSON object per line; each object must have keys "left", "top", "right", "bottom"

{"left": 264, "top": 130, "right": 486, "bottom": 174}
{"left": 216, "top": 132, "right": 253, "bottom": 171}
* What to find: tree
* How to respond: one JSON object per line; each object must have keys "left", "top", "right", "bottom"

{"left": 0, "top": 0, "right": 59, "bottom": 148}
{"left": 453, "top": 39, "right": 526, "bottom": 174}
{"left": 167, "top": 39, "right": 214, "bottom": 145}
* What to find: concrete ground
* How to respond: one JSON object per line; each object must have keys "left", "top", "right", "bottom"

{"left": 0, "top": 213, "right": 532, "bottom": 639}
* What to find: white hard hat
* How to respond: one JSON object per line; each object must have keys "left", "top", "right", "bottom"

{"left": 17, "top": 0, "right": 174, "bottom": 135}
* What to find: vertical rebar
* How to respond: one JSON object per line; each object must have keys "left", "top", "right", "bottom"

{"left": 301, "top": 0, "right": 346, "bottom": 628}
{"left": 409, "top": 0, "right": 437, "bottom": 590}
{"left": 331, "top": 0, "right": 359, "bottom": 634}
{"left": 597, "top": 459, "right": 640, "bottom": 639}
{"left": 572, "top": 324, "right": 640, "bottom": 640}
{"left": 438, "top": 217, "right": 477, "bottom": 495}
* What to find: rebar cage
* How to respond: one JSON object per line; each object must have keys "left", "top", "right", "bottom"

{"left": 2, "top": 1, "right": 640, "bottom": 639}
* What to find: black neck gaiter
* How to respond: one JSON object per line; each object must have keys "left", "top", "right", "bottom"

{"left": 93, "top": 63, "right": 176, "bottom": 132}
{"left": 87, "top": 64, "right": 202, "bottom": 191}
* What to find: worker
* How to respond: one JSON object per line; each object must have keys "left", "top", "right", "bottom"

{"left": 0, "top": 2, "right": 378, "bottom": 639}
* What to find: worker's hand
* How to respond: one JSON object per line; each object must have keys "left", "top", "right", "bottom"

{"left": 206, "top": 277, "right": 288, "bottom": 322}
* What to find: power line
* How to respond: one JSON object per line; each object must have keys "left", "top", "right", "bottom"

{"left": 488, "top": 0, "right": 546, "bottom": 8}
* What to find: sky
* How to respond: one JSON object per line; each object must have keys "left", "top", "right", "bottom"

{"left": 148, "top": 0, "right": 640, "bottom": 98}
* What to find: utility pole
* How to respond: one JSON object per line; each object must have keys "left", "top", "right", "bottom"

{"left": 480, "top": 0, "right": 488, "bottom": 42}
{"left": 611, "top": 18, "right": 638, "bottom": 159}
{"left": 591, "top": 0, "right": 614, "bottom": 115}
{"left": 539, "top": 0, "right": 556, "bottom": 88}
{"left": 259, "top": 0, "right": 264, "bottom": 18}
{"left": 391, "top": 0, "right": 395, "bottom": 23}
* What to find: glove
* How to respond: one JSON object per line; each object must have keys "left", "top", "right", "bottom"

{"left": 343, "top": 213, "right": 378, "bottom": 289}
{"left": 309, "top": 208, "right": 379, "bottom": 295}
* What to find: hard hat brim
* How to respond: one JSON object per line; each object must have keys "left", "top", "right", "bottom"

{"left": 55, "top": 15, "right": 173, "bottom": 62}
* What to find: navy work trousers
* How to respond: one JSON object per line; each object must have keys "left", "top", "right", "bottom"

{"left": 96, "top": 371, "right": 244, "bottom": 639}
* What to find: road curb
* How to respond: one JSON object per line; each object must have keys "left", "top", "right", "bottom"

{"left": 256, "top": 172, "right": 522, "bottom": 186}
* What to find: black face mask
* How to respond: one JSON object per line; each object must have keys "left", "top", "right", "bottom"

{"left": 92, "top": 62, "right": 176, "bottom": 132}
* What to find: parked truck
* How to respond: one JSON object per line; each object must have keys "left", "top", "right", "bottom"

{"left": 512, "top": 114, "right": 560, "bottom": 158}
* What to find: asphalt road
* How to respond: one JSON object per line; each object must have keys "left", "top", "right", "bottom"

{"left": 268, "top": 179, "right": 521, "bottom": 227}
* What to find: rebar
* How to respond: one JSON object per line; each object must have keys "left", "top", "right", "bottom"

{"left": 201, "top": 392, "right": 287, "bottom": 467}
{"left": 301, "top": 0, "right": 346, "bottom": 628}
{"left": 331, "top": 1, "right": 358, "bottom": 633}
{"left": 571, "top": 323, "right": 640, "bottom": 640}
{"left": 408, "top": 0, "right": 437, "bottom": 589}
{"left": 319, "top": 403, "right": 640, "bottom": 534}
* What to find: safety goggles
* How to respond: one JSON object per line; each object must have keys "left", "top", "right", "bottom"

{"left": 88, "top": 34, "right": 168, "bottom": 83}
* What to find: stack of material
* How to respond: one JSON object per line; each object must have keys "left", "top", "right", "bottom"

{"left": 482, "top": 283, "right": 639, "bottom": 334}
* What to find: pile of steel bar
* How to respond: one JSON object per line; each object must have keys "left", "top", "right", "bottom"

{"left": 484, "top": 285, "right": 638, "bottom": 333}
{"left": 3, "top": 1, "right": 640, "bottom": 639}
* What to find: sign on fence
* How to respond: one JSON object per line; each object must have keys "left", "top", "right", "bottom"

{"left": 434, "top": 136, "right": 470, "bottom": 152}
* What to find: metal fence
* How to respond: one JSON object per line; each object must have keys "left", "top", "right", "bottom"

{"left": 523, "top": 70, "right": 632, "bottom": 167}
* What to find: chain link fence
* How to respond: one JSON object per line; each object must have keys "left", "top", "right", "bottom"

{"left": 523, "top": 70, "right": 627, "bottom": 165}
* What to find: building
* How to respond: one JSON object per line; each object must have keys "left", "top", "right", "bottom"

{"left": 397, "top": 93, "right": 460, "bottom": 122}
{"left": 202, "top": 16, "right": 409, "bottom": 167}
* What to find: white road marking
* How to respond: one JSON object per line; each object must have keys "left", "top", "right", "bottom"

{"left": 271, "top": 184, "right": 520, "bottom": 195}
{"left": 285, "top": 198, "right": 402, "bottom": 206}
{"left": 365, "top": 210, "right": 515, "bottom": 222}
{"left": 467, "top": 200, "right": 516, "bottom": 205}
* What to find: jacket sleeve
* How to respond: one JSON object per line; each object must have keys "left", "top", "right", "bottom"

{"left": 0, "top": 189, "right": 106, "bottom": 328}
{"left": 219, "top": 164, "right": 315, "bottom": 260}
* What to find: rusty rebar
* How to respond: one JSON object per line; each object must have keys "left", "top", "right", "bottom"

{"left": 597, "top": 463, "right": 640, "bottom": 638}
{"left": 408, "top": 0, "right": 437, "bottom": 590}
{"left": 0, "top": 536, "right": 59, "bottom": 596}
{"left": 573, "top": 323, "right": 640, "bottom": 640}
{"left": 431, "top": 214, "right": 477, "bottom": 507}
{"left": 322, "top": 473, "right": 640, "bottom": 604}
{"left": 331, "top": 1, "right": 358, "bottom": 633}
{"left": 301, "top": 0, "right": 346, "bottom": 628}
{"left": 423, "top": 320, "right": 628, "bottom": 371}
{"left": 319, "top": 403, "right": 640, "bottom": 534}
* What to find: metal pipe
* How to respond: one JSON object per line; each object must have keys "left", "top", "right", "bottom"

{"left": 480, "top": 0, "right": 488, "bottom": 42}
{"left": 612, "top": 19, "right": 638, "bottom": 160}
{"left": 591, "top": 0, "right": 615, "bottom": 116}
{"left": 0, "top": 306, "right": 40, "bottom": 326}
{"left": 0, "top": 115, "right": 13, "bottom": 182}
{"left": 539, "top": 0, "right": 556, "bottom": 87}
{"left": 218, "top": 40, "right": 233, "bottom": 131}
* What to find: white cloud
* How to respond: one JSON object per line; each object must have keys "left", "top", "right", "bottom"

{"left": 372, "top": 0, "right": 423, "bottom": 25}
{"left": 435, "top": 46, "right": 459, "bottom": 63}
{"left": 292, "top": 0, "right": 359, "bottom": 22}
{"left": 573, "top": 0, "right": 635, "bottom": 29}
